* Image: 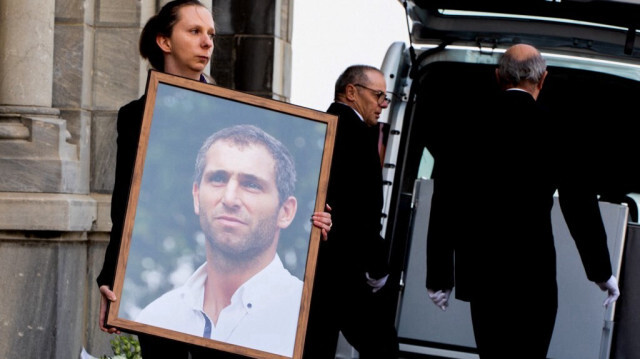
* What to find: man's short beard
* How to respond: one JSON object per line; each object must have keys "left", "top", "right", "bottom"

{"left": 205, "top": 212, "right": 279, "bottom": 272}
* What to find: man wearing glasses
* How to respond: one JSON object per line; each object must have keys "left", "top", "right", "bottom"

{"left": 303, "top": 65, "right": 399, "bottom": 359}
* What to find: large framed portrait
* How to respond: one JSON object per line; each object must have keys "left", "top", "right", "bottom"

{"left": 106, "top": 70, "right": 337, "bottom": 359}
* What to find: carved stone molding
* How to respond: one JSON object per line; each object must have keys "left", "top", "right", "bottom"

{"left": 0, "top": 192, "right": 96, "bottom": 231}
{"left": 0, "top": 106, "right": 87, "bottom": 193}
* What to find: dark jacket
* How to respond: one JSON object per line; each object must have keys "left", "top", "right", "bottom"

{"left": 426, "top": 90, "right": 612, "bottom": 301}
{"left": 317, "top": 102, "right": 389, "bottom": 283}
{"left": 96, "top": 96, "right": 146, "bottom": 288}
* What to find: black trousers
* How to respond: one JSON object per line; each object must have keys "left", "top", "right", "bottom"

{"left": 469, "top": 286, "right": 558, "bottom": 359}
{"left": 303, "top": 272, "right": 399, "bottom": 359}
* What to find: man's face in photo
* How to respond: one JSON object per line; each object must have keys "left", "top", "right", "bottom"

{"left": 192, "top": 139, "right": 295, "bottom": 262}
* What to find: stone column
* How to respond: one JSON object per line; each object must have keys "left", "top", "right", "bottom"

{"left": 0, "top": 0, "right": 86, "bottom": 194}
{"left": 211, "top": 0, "right": 293, "bottom": 101}
{"left": 0, "top": 0, "right": 55, "bottom": 107}
{"left": 0, "top": 1, "right": 96, "bottom": 358}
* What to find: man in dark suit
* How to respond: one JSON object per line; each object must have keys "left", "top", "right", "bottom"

{"left": 425, "top": 44, "right": 620, "bottom": 358}
{"left": 303, "top": 65, "right": 399, "bottom": 359}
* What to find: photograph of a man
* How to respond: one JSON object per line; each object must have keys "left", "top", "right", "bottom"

{"left": 135, "top": 124, "right": 304, "bottom": 357}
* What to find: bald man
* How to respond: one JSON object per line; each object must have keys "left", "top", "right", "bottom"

{"left": 425, "top": 44, "right": 620, "bottom": 358}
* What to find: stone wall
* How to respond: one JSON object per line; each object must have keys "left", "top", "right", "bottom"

{"left": 0, "top": 0, "right": 292, "bottom": 358}
{"left": 211, "top": 0, "right": 292, "bottom": 100}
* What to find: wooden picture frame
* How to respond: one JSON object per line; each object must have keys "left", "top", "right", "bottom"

{"left": 106, "top": 70, "right": 337, "bottom": 359}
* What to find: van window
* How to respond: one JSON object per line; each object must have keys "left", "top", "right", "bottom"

{"left": 417, "top": 147, "right": 434, "bottom": 179}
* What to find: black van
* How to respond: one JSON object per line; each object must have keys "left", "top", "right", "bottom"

{"left": 373, "top": 2, "right": 640, "bottom": 358}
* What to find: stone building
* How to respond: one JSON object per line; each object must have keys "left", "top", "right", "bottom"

{"left": 0, "top": 0, "right": 294, "bottom": 357}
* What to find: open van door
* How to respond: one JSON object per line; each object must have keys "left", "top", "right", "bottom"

{"left": 379, "top": 1, "right": 640, "bottom": 358}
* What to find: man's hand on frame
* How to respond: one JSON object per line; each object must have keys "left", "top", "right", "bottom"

{"left": 99, "top": 285, "right": 120, "bottom": 334}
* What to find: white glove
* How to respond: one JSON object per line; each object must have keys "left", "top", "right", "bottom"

{"left": 427, "top": 288, "right": 451, "bottom": 311}
{"left": 365, "top": 272, "right": 389, "bottom": 293}
{"left": 597, "top": 275, "right": 620, "bottom": 308}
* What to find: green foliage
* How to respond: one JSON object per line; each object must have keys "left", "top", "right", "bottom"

{"left": 101, "top": 334, "right": 142, "bottom": 359}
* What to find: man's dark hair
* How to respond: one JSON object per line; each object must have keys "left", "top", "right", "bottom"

{"left": 193, "top": 125, "right": 297, "bottom": 205}
{"left": 334, "top": 65, "right": 383, "bottom": 99}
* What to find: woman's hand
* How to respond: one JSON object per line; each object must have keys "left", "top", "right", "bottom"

{"left": 99, "top": 285, "right": 121, "bottom": 334}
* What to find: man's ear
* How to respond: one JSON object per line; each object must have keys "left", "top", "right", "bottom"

{"left": 277, "top": 196, "right": 298, "bottom": 229}
{"left": 537, "top": 70, "right": 548, "bottom": 91}
{"left": 192, "top": 182, "right": 200, "bottom": 216}
{"left": 345, "top": 83, "right": 358, "bottom": 102}
{"left": 156, "top": 34, "right": 171, "bottom": 53}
